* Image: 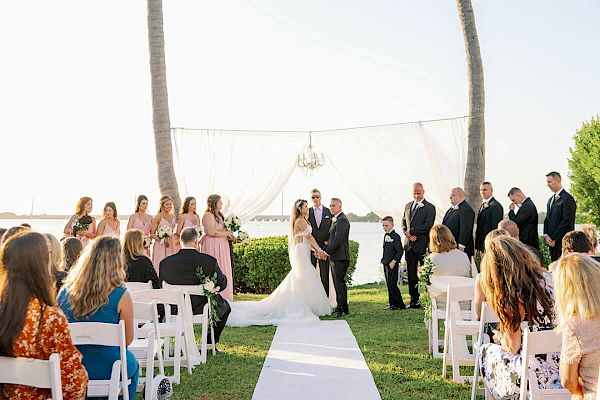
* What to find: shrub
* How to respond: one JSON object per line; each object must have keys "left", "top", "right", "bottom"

{"left": 232, "top": 236, "right": 359, "bottom": 294}
{"left": 538, "top": 235, "right": 552, "bottom": 269}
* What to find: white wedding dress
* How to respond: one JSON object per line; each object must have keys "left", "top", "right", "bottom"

{"left": 226, "top": 225, "right": 332, "bottom": 327}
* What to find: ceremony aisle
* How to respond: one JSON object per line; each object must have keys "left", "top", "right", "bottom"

{"left": 173, "top": 286, "right": 470, "bottom": 400}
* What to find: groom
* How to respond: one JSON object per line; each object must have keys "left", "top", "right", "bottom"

{"left": 308, "top": 188, "right": 333, "bottom": 296}
{"left": 323, "top": 198, "right": 350, "bottom": 317}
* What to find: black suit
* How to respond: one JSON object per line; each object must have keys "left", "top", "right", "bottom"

{"left": 325, "top": 213, "right": 350, "bottom": 313}
{"left": 543, "top": 189, "right": 577, "bottom": 261}
{"left": 159, "top": 248, "right": 231, "bottom": 343}
{"left": 442, "top": 201, "right": 476, "bottom": 258}
{"left": 381, "top": 230, "right": 405, "bottom": 308}
{"left": 402, "top": 199, "right": 435, "bottom": 304}
{"left": 308, "top": 206, "right": 333, "bottom": 295}
{"left": 508, "top": 197, "right": 540, "bottom": 250}
{"left": 475, "top": 197, "right": 504, "bottom": 252}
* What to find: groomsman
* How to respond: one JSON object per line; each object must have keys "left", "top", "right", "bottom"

{"left": 324, "top": 198, "right": 350, "bottom": 317}
{"left": 442, "top": 187, "right": 476, "bottom": 259}
{"left": 381, "top": 216, "right": 405, "bottom": 310}
{"left": 308, "top": 188, "right": 333, "bottom": 296}
{"left": 402, "top": 183, "right": 435, "bottom": 308}
{"left": 507, "top": 187, "right": 540, "bottom": 250}
{"left": 543, "top": 171, "right": 577, "bottom": 261}
{"left": 475, "top": 182, "right": 504, "bottom": 253}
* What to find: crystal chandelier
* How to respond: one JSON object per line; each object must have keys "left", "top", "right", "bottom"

{"left": 297, "top": 132, "right": 325, "bottom": 175}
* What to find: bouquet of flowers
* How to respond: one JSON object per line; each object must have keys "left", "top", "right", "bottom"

{"left": 157, "top": 226, "right": 174, "bottom": 248}
{"left": 72, "top": 214, "right": 93, "bottom": 237}
{"left": 418, "top": 251, "right": 435, "bottom": 321}
{"left": 142, "top": 236, "right": 153, "bottom": 249}
{"left": 194, "top": 226, "right": 203, "bottom": 236}
{"left": 195, "top": 268, "right": 221, "bottom": 327}
{"left": 225, "top": 215, "right": 241, "bottom": 232}
{"left": 236, "top": 230, "right": 250, "bottom": 244}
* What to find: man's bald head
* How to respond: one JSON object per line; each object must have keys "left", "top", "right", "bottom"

{"left": 449, "top": 187, "right": 465, "bottom": 206}
{"left": 498, "top": 220, "right": 519, "bottom": 239}
{"left": 412, "top": 182, "right": 425, "bottom": 202}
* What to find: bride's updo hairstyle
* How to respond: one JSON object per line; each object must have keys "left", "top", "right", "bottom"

{"left": 290, "top": 199, "right": 307, "bottom": 231}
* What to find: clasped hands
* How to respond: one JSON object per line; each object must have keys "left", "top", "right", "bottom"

{"left": 314, "top": 248, "right": 329, "bottom": 260}
{"left": 544, "top": 234, "right": 556, "bottom": 247}
{"left": 404, "top": 230, "right": 417, "bottom": 242}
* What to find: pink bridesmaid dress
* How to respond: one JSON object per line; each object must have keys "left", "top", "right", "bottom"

{"left": 182, "top": 214, "right": 202, "bottom": 251}
{"left": 102, "top": 220, "right": 121, "bottom": 239}
{"left": 152, "top": 216, "right": 177, "bottom": 273}
{"left": 201, "top": 214, "right": 233, "bottom": 301}
{"left": 131, "top": 213, "right": 152, "bottom": 256}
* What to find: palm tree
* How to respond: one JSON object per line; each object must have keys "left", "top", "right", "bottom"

{"left": 147, "top": 0, "right": 181, "bottom": 212}
{"left": 456, "top": 0, "right": 485, "bottom": 207}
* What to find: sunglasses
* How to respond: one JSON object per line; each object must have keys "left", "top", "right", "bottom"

{"left": 311, "top": 196, "right": 320, "bottom": 199}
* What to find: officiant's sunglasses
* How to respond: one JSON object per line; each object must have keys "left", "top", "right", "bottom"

{"left": 311, "top": 195, "right": 320, "bottom": 199}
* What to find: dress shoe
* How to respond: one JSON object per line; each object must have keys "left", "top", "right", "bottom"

{"left": 395, "top": 304, "right": 407, "bottom": 310}
{"left": 408, "top": 302, "right": 422, "bottom": 309}
{"left": 336, "top": 310, "right": 349, "bottom": 317}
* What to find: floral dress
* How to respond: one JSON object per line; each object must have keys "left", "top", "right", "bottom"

{"left": 1, "top": 299, "right": 88, "bottom": 399}
{"left": 479, "top": 272, "right": 562, "bottom": 399}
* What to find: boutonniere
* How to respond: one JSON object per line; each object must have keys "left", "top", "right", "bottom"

{"left": 483, "top": 202, "right": 489, "bottom": 209}
{"left": 331, "top": 217, "right": 337, "bottom": 223}
{"left": 452, "top": 205, "right": 459, "bottom": 210}
{"left": 416, "top": 202, "right": 424, "bottom": 209}
{"left": 384, "top": 235, "right": 394, "bottom": 243}
{"left": 324, "top": 215, "right": 331, "bottom": 219}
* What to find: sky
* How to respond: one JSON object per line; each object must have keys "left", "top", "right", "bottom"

{"left": 1, "top": 1, "right": 599, "bottom": 216}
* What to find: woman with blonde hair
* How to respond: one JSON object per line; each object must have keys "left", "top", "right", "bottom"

{"left": 580, "top": 224, "right": 599, "bottom": 260}
{"left": 63, "top": 196, "right": 96, "bottom": 246}
{"left": 428, "top": 224, "right": 471, "bottom": 277}
{"left": 96, "top": 201, "right": 120, "bottom": 238}
{"left": 44, "top": 233, "right": 66, "bottom": 292}
{"left": 123, "top": 229, "right": 160, "bottom": 289}
{"left": 201, "top": 194, "right": 236, "bottom": 301}
{"left": 57, "top": 236, "right": 139, "bottom": 399}
{"left": 553, "top": 253, "right": 600, "bottom": 398}
{"left": 478, "top": 235, "right": 560, "bottom": 398}
{"left": 151, "top": 194, "right": 177, "bottom": 272}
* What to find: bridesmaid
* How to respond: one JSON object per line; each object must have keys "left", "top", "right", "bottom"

{"left": 201, "top": 194, "right": 236, "bottom": 301}
{"left": 177, "top": 196, "right": 202, "bottom": 251}
{"left": 96, "top": 202, "right": 120, "bottom": 238}
{"left": 127, "top": 195, "right": 153, "bottom": 256}
{"left": 151, "top": 195, "right": 177, "bottom": 273}
{"left": 63, "top": 196, "right": 97, "bottom": 247}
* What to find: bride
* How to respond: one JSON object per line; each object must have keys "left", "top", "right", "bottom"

{"left": 226, "top": 199, "right": 332, "bottom": 327}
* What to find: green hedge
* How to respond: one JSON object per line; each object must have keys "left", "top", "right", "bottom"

{"left": 232, "top": 236, "right": 359, "bottom": 294}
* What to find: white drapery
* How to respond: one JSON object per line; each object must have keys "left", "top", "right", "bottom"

{"left": 171, "top": 117, "right": 467, "bottom": 223}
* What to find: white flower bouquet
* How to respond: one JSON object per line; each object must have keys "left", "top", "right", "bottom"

{"left": 142, "top": 236, "right": 153, "bottom": 249}
{"left": 194, "top": 225, "right": 203, "bottom": 236}
{"left": 237, "top": 230, "right": 250, "bottom": 244}
{"left": 195, "top": 268, "right": 221, "bottom": 326}
{"left": 157, "top": 226, "right": 174, "bottom": 248}
{"left": 225, "top": 215, "right": 242, "bottom": 232}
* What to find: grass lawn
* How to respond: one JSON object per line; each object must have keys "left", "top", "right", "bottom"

{"left": 171, "top": 284, "right": 471, "bottom": 399}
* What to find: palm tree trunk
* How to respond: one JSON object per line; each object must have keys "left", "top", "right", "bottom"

{"left": 147, "top": 0, "right": 181, "bottom": 213}
{"left": 456, "top": 0, "right": 485, "bottom": 207}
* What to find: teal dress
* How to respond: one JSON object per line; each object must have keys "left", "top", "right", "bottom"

{"left": 58, "top": 286, "right": 139, "bottom": 400}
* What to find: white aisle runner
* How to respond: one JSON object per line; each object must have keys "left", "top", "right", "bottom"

{"left": 252, "top": 320, "right": 381, "bottom": 400}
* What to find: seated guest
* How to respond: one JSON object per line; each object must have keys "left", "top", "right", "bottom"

{"left": 60, "top": 236, "right": 83, "bottom": 273}
{"left": 428, "top": 224, "right": 471, "bottom": 277}
{"left": 580, "top": 224, "right": 600, "bottom": 262}
{"left": 498, "top": 219, "right": 544, "bottom": 265}
{"left": 1, "top": 225, "right": 30, "bottom": 245}
{"left": 45, "top": 233, "right": 67, "bottom": 293}
{"left": 549, "top": 230, "right": 594, "bottom": 271}
{"left": 0, "top": 231, "right": 88, "bottom": 399}
{"left": 123, "top": 229, "right": 160, "bottom": 289}
{"left": 554, "top": 253, "right": 600, "bottom": 399}
{"left": 160, "top": 227, "right": 230, "bottom": 345}
{"left": 58, "top": 236, "right": 139, "bottom": 400}
{"left": 478, "top": 235, "right": 560, "bottom": 399}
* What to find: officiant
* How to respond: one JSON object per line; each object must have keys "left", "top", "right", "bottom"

{"left": 308, "top": 188, "right": 332, "bottom": 295}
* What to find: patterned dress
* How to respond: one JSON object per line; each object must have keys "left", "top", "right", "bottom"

{"left": 479, "top": 272, "right": 562, "bottom": 399}
{"left": 0, "top": 299, "right": 88, "bottom": 399}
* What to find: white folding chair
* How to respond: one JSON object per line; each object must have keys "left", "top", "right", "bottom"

{"left": 162, "top": 282, "right": 215, "bottom": 362}
{"left": 126, "top": 281, "right": 153, "bottom": 292}
{"left": 69, "top": 320, "right": 129, "bottom": 400}
{"left": 131, "top": 301, "right": 166, "bottom": 399}
{"left": 519, "top": 327, "right": 571, "bottom": 400}
{"left": 471, "top": 302, "right": 500, "bottom": 399}
{"left": 429, "top": 297, "right": 447, "bottom": 358}
{"left": 0, "top": 353, "right": 63, "bottom": 399}
{"left": 130, "top": 289, "right": 189, "bottom": 384}
{"left": 442, "top": 284, "right": 479, "bottom": 383}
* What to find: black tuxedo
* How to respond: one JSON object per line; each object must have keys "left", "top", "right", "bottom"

{"left": 308, "top": 205, "right": 333, "bottom": 295}
{"left": 381, "top": 230, "right": 405, "bottom": 308}
{"left": 325, "top": 213, "right": 350, "bottom": 313}
{"left": 159, "top": 248, "right": 231, "bottom": 343}
{"left": 401, "top": 199, "right": 435, "bottom": 304}
{"left": 543, "top": 189, "right": 577, "bottom": 261}
{"left": 475, "top": 197, "right": 504, "bottom": 252}
{"left": 442, "top": 200, "right": 476, "bottom": 258}
{"left": 508, "top": 197, "right": 539, "bottom": 250}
